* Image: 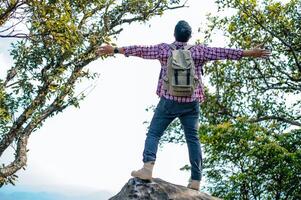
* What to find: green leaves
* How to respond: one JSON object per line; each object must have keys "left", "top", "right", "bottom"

{"left": 200, "top": 120, "right": 301, "bottom": 199}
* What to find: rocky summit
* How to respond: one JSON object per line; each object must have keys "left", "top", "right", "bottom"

{"left": 109, "top": 178, "right": 221, "bottom": 200}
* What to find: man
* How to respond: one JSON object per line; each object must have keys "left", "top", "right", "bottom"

{"left": 96, "top": 20, "right": 270, "bottom": 191}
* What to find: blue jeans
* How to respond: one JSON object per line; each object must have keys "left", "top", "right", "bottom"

{"left": 143, "top": 97, "right": 202, "bottom": 181}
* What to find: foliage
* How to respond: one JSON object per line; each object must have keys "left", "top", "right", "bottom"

{"left": 159, "top": 0, "right": 301, "bottom": 199}
{"left": 0, "top": 0, "right": 186, "bottom": 186}
{"left": 200, "top": 117, "right": 301, "bottom": 199}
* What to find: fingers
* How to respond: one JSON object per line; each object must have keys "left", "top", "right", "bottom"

{"left": 258, "top": 49, "right": 272, "bottom": 58}
{"left": 96, "top": 46, "right": 107, "bottom": 56}
{"left": 96, "top": 45, "right": 113, "bottom": 56}
{"left": 252, "top": 43, "right": 272, "bottom": 58}
{"left": 262, "top": 49, "right": 271, "bottom": 56}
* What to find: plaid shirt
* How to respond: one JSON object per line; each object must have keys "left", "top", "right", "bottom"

{"left": 123, "top": 41, "right": 243, "bottom": 103}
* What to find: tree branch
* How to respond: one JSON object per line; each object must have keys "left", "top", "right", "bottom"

{"left": 165, "top": 0, "right": 189, "bottom": 10}
{"left": 0, "top": 1, "right": 20, "bottom": 25}
{"left": 0, "top": 79, "right": 53, "bottom": 156}
{"left": 0, "top": 48, "right": 94, "bottom": 181}
{"left": 267, "top": 59, "right": 301, "bottom": 82}
{"left": 0, "top": 0, "right": 27, "bottom": 29}
{"left": 20, "top": 47, "right": 97, "bottom": 138}
{"left": 248, "top": 116, "right": 301, "bottom": 127}
{"left": 252, "top": 60, "right": 270, "bottom": 88}
{"left": 4, "top": 81, "right": 21, "bottom": 88}
{"left": 0, "top": 134, "right": 29, "bottom": 180}
{"left": 78, "top": 4, "right": 107, "bottom": 30}
{"left": 109, "top": 0, "right": 188, "bottom": 29}
{"left": 266, "top": 85, "right": 301, "bottom": 91}
{"left": 0, "top": 33, "right": 28, "bottom": 38}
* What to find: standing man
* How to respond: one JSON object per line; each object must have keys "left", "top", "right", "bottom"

{"left": 96, "top": 20, "right": 270, "bottom": 191}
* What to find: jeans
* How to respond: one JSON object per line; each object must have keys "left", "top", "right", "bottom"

{"left": 143, "top": 97, "right": 202, "bottom": 181}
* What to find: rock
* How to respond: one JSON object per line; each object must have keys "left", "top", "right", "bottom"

{"left": 109, "top": 178, "right": 221, "bottom": 200}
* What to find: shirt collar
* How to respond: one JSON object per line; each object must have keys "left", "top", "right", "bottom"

{"left": 172, "top": 41, "right": 188, "bottom": 46}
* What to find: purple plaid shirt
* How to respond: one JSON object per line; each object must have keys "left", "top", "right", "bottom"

{"left": 123, "top": 41, "right": 243, "bottom": 103}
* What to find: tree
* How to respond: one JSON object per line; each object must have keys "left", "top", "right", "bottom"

{"left": 0, "top": 0, "right": 186, "bottom": 186}
{"left": 159, "top": 0, "right": 301, "bottom": 199}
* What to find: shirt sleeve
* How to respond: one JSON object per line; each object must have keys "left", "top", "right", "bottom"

{"left": 197, "top": 46, "right": 243, "bottom": 61}
{"left": 123, "top": 44, "right": 162, "bottom": 60}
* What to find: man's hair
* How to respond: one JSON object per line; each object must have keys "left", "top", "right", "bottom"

{"left": 174, "top": 20, "right": 192, "bottom": 42}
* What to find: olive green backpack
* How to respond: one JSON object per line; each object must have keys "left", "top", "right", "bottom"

{"left": 163, "top": 44, "right": 198, "bottom": 97}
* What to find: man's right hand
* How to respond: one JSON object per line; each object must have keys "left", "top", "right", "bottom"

{"left": 96, "top": 45, "right": 114, "bottom": 56}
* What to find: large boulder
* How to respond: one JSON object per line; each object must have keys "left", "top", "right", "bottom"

{"left": 109, "top": 178, "right": 221, "bottom": 200}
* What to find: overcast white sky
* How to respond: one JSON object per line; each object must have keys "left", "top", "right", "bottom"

{"left": 0, "top": 0, "right": 226, "bottom": 195}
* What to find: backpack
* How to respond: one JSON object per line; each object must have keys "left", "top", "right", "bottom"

{"left": 163, "top": 44, "right": 199, "bottom": 97}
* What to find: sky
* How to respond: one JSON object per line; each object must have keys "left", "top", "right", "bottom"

{"left": 0, "top": 0, "right": 225, "bottom": 198}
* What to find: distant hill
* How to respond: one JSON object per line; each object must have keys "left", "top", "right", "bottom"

{"left": 0, "top": 190, "right": 113, "bottom": 200}
{"left": 0, "top": 192, "right": 62, "bottom": 200}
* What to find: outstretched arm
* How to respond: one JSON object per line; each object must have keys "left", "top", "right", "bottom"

{"left": 201, "top": 44, "right": 271, "bottom": 61}
{"left": 96, "top": 44, "right": 162, "bottom": 59}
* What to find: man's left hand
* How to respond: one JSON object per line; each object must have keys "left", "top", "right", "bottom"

{"left": 249, "top": 44, "right": 271, "bottom": 58}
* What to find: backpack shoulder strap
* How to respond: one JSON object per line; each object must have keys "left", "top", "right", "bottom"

{"left": 184, "top": 45, "right": 194, "bottom": 50}
{"left": 169, "top": 44, "right": 177, "bottom": 50}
